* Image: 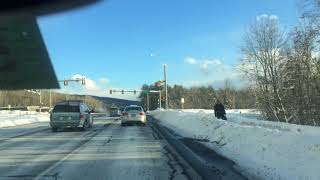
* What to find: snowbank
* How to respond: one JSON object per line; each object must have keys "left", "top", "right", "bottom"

{"left": 0, "top": 110, "right": 49, "bottom": 128}
{"left": 150, "top": 109, "right": 320, "bottom": 180}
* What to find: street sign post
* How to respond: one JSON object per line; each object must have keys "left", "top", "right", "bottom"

{"left": 181, "top": 97, "right": 185, "bottom": 109}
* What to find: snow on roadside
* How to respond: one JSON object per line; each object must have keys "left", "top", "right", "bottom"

{"left": 0, "top": 110, "right": 49, "bottom": 128}
{"left": 150, "top": 109, "right": 320, "bottom": 180}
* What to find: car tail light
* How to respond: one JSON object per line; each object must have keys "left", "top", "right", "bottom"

{"left": 139, "top": 112, "right": 144, "bottom": 116}
{"left": 80, "top": 114, "right": 84, "bottom": 119}
{"left": 122, "top": 112, "right": 128, "bottom": 116}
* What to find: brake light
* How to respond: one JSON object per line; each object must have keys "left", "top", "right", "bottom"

{"left": 122, "top": 112, "right": 128, "bottom": 116}
{"left": 80, "top": 114, "right": 84, "bottom": 119}
{"left": 139, "top": 112, "right": 144, "bottom": 115}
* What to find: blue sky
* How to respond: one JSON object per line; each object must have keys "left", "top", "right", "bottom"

{"left": 37, "top": 0, "right": 300, "bottom": 100}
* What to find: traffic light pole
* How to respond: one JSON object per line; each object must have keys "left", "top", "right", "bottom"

{"left": 58, "top": 78, "right": 86, "bottom": 101}
{"left": 164, "top": 64, "right": 168, "bottom": 109}
{"left": 49, "top": 89, "right": 52, "bottom": 109}
{"left": 110, "top": 89, "right": 162, "bottom": 109}
{"left": 146, "top": 93, "right": 150, "bottom": 111}
{"left": 58, "top": 78, "right": 86, "bottom": 85}
{"left": 159, "top": 90, "right": 162, "bottom": 109}
{"left": 39, "top": 91, "right": 42, "bottom": 113}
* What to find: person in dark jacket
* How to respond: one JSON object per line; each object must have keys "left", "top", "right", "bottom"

{"left": 214, "top": 100, "right": 227, "bottom": 120}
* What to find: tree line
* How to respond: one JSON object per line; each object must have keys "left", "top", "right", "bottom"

{"left": 139, "top": 82, "right": 256, "bottom": 111}
{"left": 0, "top": 90, "right": 105, "bottom": 112}
{"left": 239, "top": 0, "right": 320, "bottom": 125}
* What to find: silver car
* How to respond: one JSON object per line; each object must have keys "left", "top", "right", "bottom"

{"left": 121, "top": 105, "right": 146, "bottom": 126}
{"left": 50, "top": 100, "right": 93, "bottom": 132}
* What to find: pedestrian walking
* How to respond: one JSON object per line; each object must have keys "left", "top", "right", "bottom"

{"left": 214, "top": 100, "right": 227, "bottom": 120}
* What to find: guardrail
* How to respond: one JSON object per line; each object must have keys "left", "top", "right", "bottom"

{"left": 0, "top": 106, "right": 51, "bottom": 112}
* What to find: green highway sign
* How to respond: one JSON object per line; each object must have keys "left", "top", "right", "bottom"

{"left": 0, "top": 14, "right": 59, "bottom": 89}
{"left": 142, "top": 90, "right": 150, "bottom": 94}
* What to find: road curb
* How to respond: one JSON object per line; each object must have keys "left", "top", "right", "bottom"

{"left": 150, "top": 116, "right": 248, "bottom": 180}
{"left": 151, "top": 118, "right": 214, "bottom": 180}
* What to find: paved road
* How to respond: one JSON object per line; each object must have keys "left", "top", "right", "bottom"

{"left": 0, "top": 117, "right": 200, "bottom": 180}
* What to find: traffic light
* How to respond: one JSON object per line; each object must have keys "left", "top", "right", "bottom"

{"left": 64, "top": 80, "right": 68, "bottom": 86}
{"left": 121, "top": 90, "right": 124, "bottom": 94}
{"left": 81, "top": 79, "right": 85, "bottom": 85}
{"left": 109, "top": 90, "right": 112, "bottom": 94}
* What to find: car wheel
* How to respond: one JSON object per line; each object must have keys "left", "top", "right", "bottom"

{"left": 51, "top": 128, "right": 58, "bottom": 132}
{"left": 88, "top": 119, "right": 93, "bottom": 128}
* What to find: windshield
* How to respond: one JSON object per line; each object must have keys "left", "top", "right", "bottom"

{"left": 0, "top": 1, "right": 319, "bottom": 180}
{"left": 125, "top": 107, "right": 142, "bottom": 112}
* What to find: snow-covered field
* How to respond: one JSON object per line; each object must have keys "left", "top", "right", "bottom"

{"left": 0, "top": 110, "right": 49, "bottom": 128}
{"left": 150, "top": 109, "right": 320, "bottom": 180}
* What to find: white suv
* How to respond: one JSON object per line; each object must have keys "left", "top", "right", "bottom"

{"left": 121, "top": 105, "right": 146, "bottom": 126}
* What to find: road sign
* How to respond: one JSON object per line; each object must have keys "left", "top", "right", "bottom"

{"left": 143, "top": 90, "right": 150, "bottom": 94}
{"left": 181, "top": 98, "right": 185, "bottom": 104}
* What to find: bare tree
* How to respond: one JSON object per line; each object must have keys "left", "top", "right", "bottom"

{"left": 284, "top": 23, "right": 320, "bottom": 125}
{"left": 240, "top": 16, "right": 289, "bottom": 122}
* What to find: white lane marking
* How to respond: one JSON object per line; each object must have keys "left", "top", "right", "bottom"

{"left": 33, "top": 127, "right": 108, "bottom": 180}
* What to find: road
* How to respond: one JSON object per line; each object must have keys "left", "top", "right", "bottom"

{"left": 0, "top": 116, "right": 200, "bottom": 180}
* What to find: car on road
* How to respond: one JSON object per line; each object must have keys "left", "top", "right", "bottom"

{"left": 109, "top": 107, "right": 121, "bottom": 117}
{"left": 121, "top": 105, "right": 146, "bottom": 126}
{"left": 50, "top": 100, "right": 93, "bottom": 132}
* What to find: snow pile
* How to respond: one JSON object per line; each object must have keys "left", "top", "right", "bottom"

{"left": 0, "top": 110, "right": 49, "bottom": 128}
{"left": 150, "top": 109, "right": 320, "bottom": 180}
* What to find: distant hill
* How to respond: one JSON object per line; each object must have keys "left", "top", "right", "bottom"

{"left": 91, "top": 96, "right": 141, "bottom": 108}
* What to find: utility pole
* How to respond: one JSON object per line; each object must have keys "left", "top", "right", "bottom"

{"left": 159, "top": 90, "right": 162, "bottom": 109}
{"left": 164, "top": 64, "right": 168, "bottom": 109}
{"left": 49, "top": 90, "right": 52, "bottom": 109}
{"left": 39, "top": 90, "right": 42, "bottom": 113}
{"left": 146, "top": 93, "right": 150, "bottom": 111}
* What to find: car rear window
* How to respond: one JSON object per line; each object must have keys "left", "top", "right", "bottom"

{"left": 52, "top": 105, "right": 80, "bottom": 113}
{"left": 125, "top": 107, "right": 142, "bottom": 112}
